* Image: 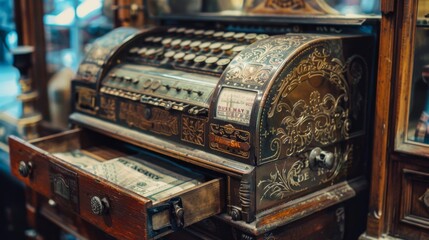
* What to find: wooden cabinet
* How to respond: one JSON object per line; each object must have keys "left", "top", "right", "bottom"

{"left": 363, "top": 0, "right": 429, "bottom": 239}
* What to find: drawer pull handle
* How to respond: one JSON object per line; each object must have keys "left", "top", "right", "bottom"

{"left": 90, "top": 196, "right": 110, "bottom": 216}
{"left": 18, "top": 161, "right": 32, "bottom": 177}
{"left": 309, "top": 147, "right": 335, "bottom": 170}
{"left": 173, "top": 203, "right": 184, "bottom": 228}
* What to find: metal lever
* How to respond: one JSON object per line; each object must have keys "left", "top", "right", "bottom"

{"left": 309, "top": 147, "right": 334, "bottom": 170}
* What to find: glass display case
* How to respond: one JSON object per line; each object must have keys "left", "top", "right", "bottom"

{"left": 395, "top": 0, "right": 429, "bottom": 156}
{"left": 43, "top": 0, "right": 114, "bottom": 73}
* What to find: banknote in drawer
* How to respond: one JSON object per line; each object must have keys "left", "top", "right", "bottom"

{"left": 9, "top": 128, "right": 224, "bottom": 239}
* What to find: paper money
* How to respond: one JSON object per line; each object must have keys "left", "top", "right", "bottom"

{"left": 53, "top": 150, "right": 101, "bottom": 168}
{"left": 52, "top": 150, "right": 204, "bottom": 201}
{"left": 84, "top": 156, "right": 204, "bottom": 201}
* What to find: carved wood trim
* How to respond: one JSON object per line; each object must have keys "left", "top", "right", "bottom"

{"left": 365, "top": 0, "right": 400, "bottom": 237}
{"left": 400, "top": 169, "right": 429, "bottom": 230}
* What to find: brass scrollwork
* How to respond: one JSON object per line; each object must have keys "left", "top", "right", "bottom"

{"left": 258, "top": 144, "right": 353, "bottom": 202}
{"left": 223, "top": 35, "right": 320, "bottom": 89}
{"left": 261, "top": 40, "right": 366, "bottom": 162}
{"left": 181, "top": 115, "right": 207, "bottom": 146}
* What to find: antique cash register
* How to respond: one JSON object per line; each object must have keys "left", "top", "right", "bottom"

{"left": 9, "top": 0, "right": 378, "bottom": 239}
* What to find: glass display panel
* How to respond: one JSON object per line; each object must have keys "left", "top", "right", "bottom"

{"left": 407, "top": 1, "right": 429, "bottom": 144}
{"left": 147, "top": 0, "right": 380, "bottom": 17}
{"left": 43, "top": 0, "right": 114, "bottom": 72}
{"left": 216, "top": 88, "right": 257, "bottom": 125}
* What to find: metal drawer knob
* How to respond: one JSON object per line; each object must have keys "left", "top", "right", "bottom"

{"left": 90, "top": 196, "right": 110, "bottom": 216}
{"left": 309, "top": 147, "right": 334, "bottom": 170}
{"left": 18, "top": 161, "right": 32, "bottom": 177}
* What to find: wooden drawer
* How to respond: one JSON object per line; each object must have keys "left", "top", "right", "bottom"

{"left": 400, "top": 168, "right": 429, "bottom": 230}
{"left": 9, "top": 128, "right": 224, "bottom": 239}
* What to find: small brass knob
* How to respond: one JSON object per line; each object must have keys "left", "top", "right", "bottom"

{"left": 90, "top": 196, "right": 109, "bottom": 216}
{"left": 18, "top": 161, "right": 31, "bottom": 178}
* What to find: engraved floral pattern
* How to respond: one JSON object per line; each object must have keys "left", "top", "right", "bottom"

{"left": 268, "top": 46, "right": 348, "bottom": 118}
{"left": 258, "top": 144, "right": 353, "bottom": 201}
{"left": 181, "top": 116, "right": 206, "bottom": 146}
{"left": 257, "top": 160, "right": 308, "bottom": 201}
{"left": 275, "top": 91, "right": 348, "bottom": 156}
{"left": 223, "top": 35, "right": 321, "bottom": 88}
{"left": 260, "top": 40, "right": 367, "bottom": 162}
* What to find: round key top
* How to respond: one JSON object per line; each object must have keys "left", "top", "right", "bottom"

{"left": 233, "top": 32, "right": 246, "bottom": 40}
{"left": 223, "top": 32, "right": 235, "bottom": 39}
{"left": 209, "top": 42, "right": 222, "bottom": 51}
{"left": 145, "top": 49, "right": 156, "bottom": 56}
{"left": 138, "top": 47, "right": 147, "bottom": 55}
{"left": 185, "top": 29, "right": 195, "bottom": 35}
{"left": 184, "top": 53, "right": 196, "bottom": 61}
{"left": 152, "top": 37, "right": 162, "bottom": 43}
{"left": 129, "top": 47, "right": 139, "bottom": 54}
{"left": 171, "top": 39, "right": 182, "bottom": 48}
{"left": 205, "top": 56, "right": 219, "bottom": 65}
{"left": 221, "top": 44, "right": 234, "bottom": 51}
{"left": 180, "top": 40, "right": 192, "bottom": 48}
{"left": 244, "top": 33, "right": 257, "bottom": 42}
{"left": 190, "top": 40, "right": 202, "bottom": 49}
{"left": 164, "top": 51, "right": 176, "bottom": 58}
{"left": 162, "top": 38, "right": 173, "bottom": 46}
{"left": 216, "top": 58, "right": 231, "bottom": 66}
{"left": 194, "top": 30, "right": 204, "bottom": 36}
{"left": 173, "top": 52, "right": 185, "bottom": 61}
{"left": 200, "top": 42, "right": 211, "bottom": 51}
{"left": 256, "top": 34, "right": 269, "bottom": 41}
{"left": 176, "top": 28, "right": 186, "bottom": 33}
{"left": 194, "top": 55, "right": 207, "bottom": 63}
{"left": 144, "top": 36, "right": 154, "bottom": 42}
{"left": 167, "top": 27, "right": 177, "bottom": 33}
{"left": 232, "top": 45, "right": 247, "bottom": 53}
{"left": 213, "top": 31, "right": 225, "bottom": 38}
{"left": 204, "top": 30, "right": 215, "bottom": 37}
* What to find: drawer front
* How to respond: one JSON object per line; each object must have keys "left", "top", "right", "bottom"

{"left": 400, "top": 168, "right": 429, "bottom": 229}
{"left": 9, "top": 133, "right": 224, "bottom": 239}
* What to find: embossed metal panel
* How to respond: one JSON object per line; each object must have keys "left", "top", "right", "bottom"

{"left": 49, "top": 161, "right": 80, "bottom": 212}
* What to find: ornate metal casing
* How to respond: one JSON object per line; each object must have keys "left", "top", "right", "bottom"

{"left": 210, "top": 34, "right": 373, "bottom": 212}
{"left": 69, "top": 27, "right": 374, "bottom": 225}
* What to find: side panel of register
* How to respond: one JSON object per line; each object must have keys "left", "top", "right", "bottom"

{"left": 212, "top": 34, "right": 374, "bottom": 211}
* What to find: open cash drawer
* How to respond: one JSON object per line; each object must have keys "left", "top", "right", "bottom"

{"left": 9, "top": 128, "right": 224, "bottom": 239}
